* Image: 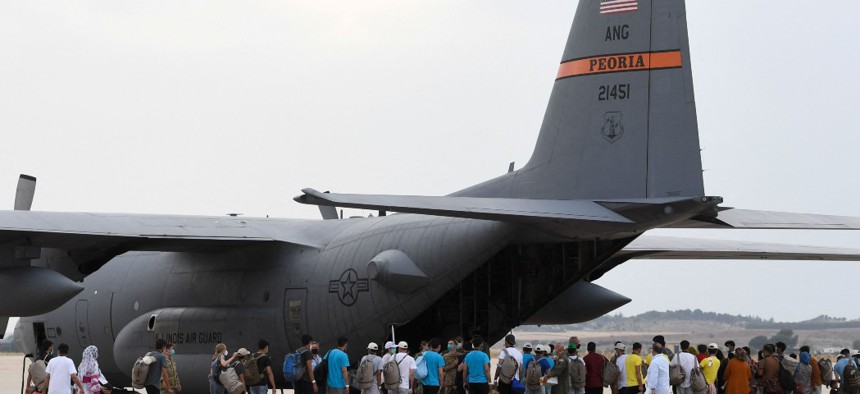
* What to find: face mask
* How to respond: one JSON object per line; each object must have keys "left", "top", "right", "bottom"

{"left": 448, "top": 344, "right": 454, "bottom": 351}
{"left": 224, "top": 350, "right": 229, "bottom": 356}
{"left": 311, "top": 349, "right": 319, "bottom": 355}
{"left": 390, "top": 349, "right": 396, "bottom": 354}
{"left": 171, "top": 349, "right": 176, "bottom": 356}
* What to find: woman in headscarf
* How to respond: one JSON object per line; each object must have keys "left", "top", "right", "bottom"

{"left": 78, "top": 345, "right": 108, "bottom": 394}
{"left": 162, "top": 343, "right": 182, "bottom": 394}
{"left": 723, "top": 346, "right": 752, "bottom": 394}
{"left": 795, "top": 352, "right": 812, "bottom": 394}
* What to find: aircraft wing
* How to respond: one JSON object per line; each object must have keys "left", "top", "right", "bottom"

{"left": 669, "top": 208, "right": 860, "bottom": 230}
{"left": 0, "top": 210, "right": 334, "bottom": 250}
{"left": 617, "top": 235, "right": 860, "bottom": 261}
{"left": 294, "top": 188, "right": 634, "bottom": 223}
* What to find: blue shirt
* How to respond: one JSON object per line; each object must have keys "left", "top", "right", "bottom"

{"left": 327, "top": 349, "right": 351, "bottom": 388}
{"left": 524, "top": 357, "right": 551, "bottom": 376}
{"left": 464, "top": 351, "right": 490, "bottom": 383}
{"left": 522, "top": 354, "right": 534, "bottom": 379}
{"left": 422, "top": 351, "right": 445, "bottom": 386}
{"left": 835, "top": 357, "right": 857, "bottom": 377}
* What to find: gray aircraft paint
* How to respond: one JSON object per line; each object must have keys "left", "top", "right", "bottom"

{"left": 4, "top": 1, "right": 860, "bottom": 393}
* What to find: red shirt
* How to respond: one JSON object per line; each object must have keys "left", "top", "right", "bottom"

{"left": 697, "top": 353, "right": 708, "bottom": 362}
{"left": 584, "top": 352, "right": 606, "bottom": 388}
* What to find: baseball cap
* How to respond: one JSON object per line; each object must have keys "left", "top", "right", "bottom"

{"left": 535, "top": 344, "right": 545, "bottom": 353}
{"left": 384, "top": 341, "right": 396, "bottom": 350}
{"left": 237, "top": 348, "right": 251, "bottom": 356}
{"left": 615, "top": 343, "right": 626, "bottom": 350}
{"left": 523, "top": 343, "right": 533, "bottom": 349}
{"left": 708, "top": 343, "right": 719, "bottom": 350}
{"left": 368, "top": 342, "right": 379, "bottom": 351}
{"left": 398, "top": 341, "right": 409, "bottom": 349}
{"left": 567, "top": 344, "right": 578, "bottom": 351}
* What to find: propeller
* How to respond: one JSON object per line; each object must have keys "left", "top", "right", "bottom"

{"left": 14, "top": 174, "right": 36, "bottom": 211}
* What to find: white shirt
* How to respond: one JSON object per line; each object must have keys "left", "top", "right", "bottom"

{"left": 393, "top": 352, "right": 417, "bottom": 389}
{"left": 499, "top": 347, "right": 524, "bottom": 379}
{"left": 670, "top": 352, "right": 697, "bottom": 388}
{"left": 646, "top": 353, "right": 670, "bottom": 394}
{"left": 46, "top": 355, "right": 77, "bottom": 394}
{"left": 616, "top": 354, "right": 628, "bottom": 388}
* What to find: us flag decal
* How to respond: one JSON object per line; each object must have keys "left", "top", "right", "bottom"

{"left": 600, "top": 0, "right": 638, "bottom": 15}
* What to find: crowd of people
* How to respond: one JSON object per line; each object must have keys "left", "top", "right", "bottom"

{"left": 278, "top": 334, "right": 857, "bottom": 394}
{"left": 24, "top": 339, "right": 181, "bottom": 394}
{"left": 22, "top": 334, "right": 860, "bottom": 394}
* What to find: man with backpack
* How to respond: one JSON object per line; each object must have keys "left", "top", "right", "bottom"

{"left": 463, "top": 337, "right": 492, "bottom": 394}
{"left": 494, "top": 335, "right": 523, "bottom": 394}
{"left": 359, "top": 342, "right": 384, "bottom": 394}
{"left": 568, "top": 344, "right": 587, "bottom": 394}
{"left": 523, "top": 345, "right": 551, "bottom": 394}
{"left": 421, "top": 339, "right": 446, "bottom": 394}
{"left": 285, "top": 335, "right": 315, "bottom": 394}
{"left": 758, "top": 344, "right": 782, "bottom": 394}
{"left": 143, "top": 339, "right": 172, "bottom": 394}
{"left": 833, "top": 349, "right": 860, "bottom": 394}
{"left": 386, "top": 341, "right": 417, "bottom": 394}
{"left": 327, "top": 337, "right": 351, "bottom": 394}
{"left": 247, "top": 339, "right": 276, "bottom": 394}
{"left": 670, "top": 340, "right": 698, "bottom": 394}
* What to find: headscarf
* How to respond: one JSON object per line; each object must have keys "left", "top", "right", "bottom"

{"left": 79, "top": 345, "right": 101, "bottom": 378}
{"left": 800, "top": 352, "right": 811, "bottom": 365}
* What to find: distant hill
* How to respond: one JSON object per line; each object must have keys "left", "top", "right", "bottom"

{"left": 529, "top": 309, "right": 860, "bottom": 332}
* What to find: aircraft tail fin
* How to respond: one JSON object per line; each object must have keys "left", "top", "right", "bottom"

{"left": 455, "top": 0, "right": 704, "bottom": 200}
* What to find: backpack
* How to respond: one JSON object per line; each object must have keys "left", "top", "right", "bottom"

{"left": 243, "top": 353, "right": 264, "bottom": 386}
{"left": 383, "top": 354, "right": 405, "bottom": 390}
{"left": 29, "top": 359, "right": 48, "bottom": 393}
{"left": 526, "top": 358, "right": 543, "bottom": 389}
{"left": 357, "top": 356, "right": 377, "bottom": 390}
{"left": 569, "top": 357, "right": 586, "bottom": 389}
{"left": 284, "top": 349, "right": 307, "bottom": 383}
{"left": 778, "top": 359, "right": 796, "bottom": 391}
{"left": 690, "top": 363, "right": 708, "bottom": 394}
{"left": 219, "top": 361, "right": 246, "bottom": 394}
{"left": 314, "top": 351, "right": 332, "bottom": 389}
{"left": 843, "top": 359, "right": 860, "bottom": 390}
{"left": 131, "top": 352, "right": 156, "bottom": 389}
{"left": 602, "top": 356, "right": 620, "bottom": 388}
{"left": 818, "top": 358, "right": 833, "bottom": 382}
{"left": 415, "top": 355, "right": 429, "bottom": 381}
{"left": 669, "top": 355, "right": 686, "bottom": 386}
{"left": 499, "top": 349, "right": 519, "bottom": 384}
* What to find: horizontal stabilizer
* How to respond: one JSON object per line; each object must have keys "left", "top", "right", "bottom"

{"left": 670, "top": 208, "right": 860, "bottom": 230}
{"left": 294, "top": 188, "right": 633, "bottom": 223}
{"left": 618, "top": 235, "right": 860, "bottom": 261}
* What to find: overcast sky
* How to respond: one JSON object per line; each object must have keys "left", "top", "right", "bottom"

{"left": 2, "top": 1, "right": 860, "bottom": 336}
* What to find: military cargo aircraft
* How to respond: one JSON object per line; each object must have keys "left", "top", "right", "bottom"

{"left": 5, "top": 0, "right": 860, "bottom": 392}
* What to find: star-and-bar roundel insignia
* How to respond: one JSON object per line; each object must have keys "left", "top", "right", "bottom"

{"left": 328, "top": 268, "right": 369, "bottom": 306}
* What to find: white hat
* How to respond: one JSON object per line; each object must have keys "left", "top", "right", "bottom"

{"left": 708, "top": 343, "right": 719, "bottom": 350}
{"left": 535, "top": 344, "right": 547, "bottom": 353}
{"left": 237, "top": 348, "right": 251, "bottom": 356}
{"left": 523, "top": 343, "right": 533, "bottom": 349}
{"left": 398, "top": 341, "right": 409, "bottom": 349}
{"left": 368, "top": 342, "right": 379, "bottom": 351}
{"left": 384, "top": 341, "right": 396, "bottom": 350}
{"left": 615, "top": 343, "right": 626, "bottom": 350}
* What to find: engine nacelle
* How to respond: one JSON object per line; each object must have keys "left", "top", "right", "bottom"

{"left": 113, "top": 307, "right": 279, "bottom": 392}
{"left": 0, "top": 266, "right": 84, "bottom": 316}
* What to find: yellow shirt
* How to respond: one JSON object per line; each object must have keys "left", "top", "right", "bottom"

{"left": 700, "top": 356, "right": 720, "bottom": 384}
{"left": 625, "top": 353, "right": 643, "bottom": 387}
